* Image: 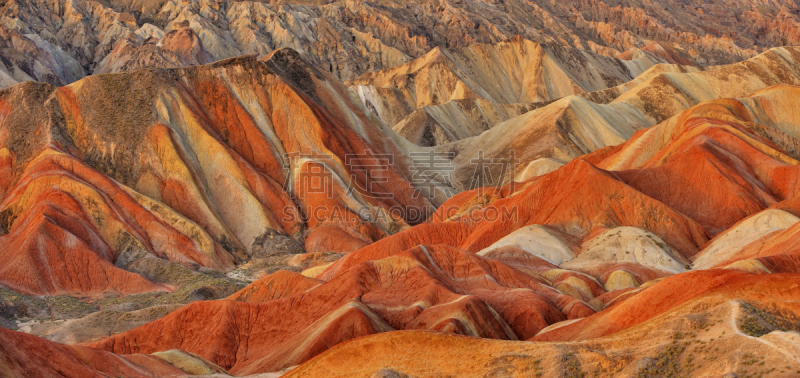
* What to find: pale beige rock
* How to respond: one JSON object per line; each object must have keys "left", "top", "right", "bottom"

{"left": 477, "top": 225, "right": 576, "bottom": 265}
{"left": 0, "top": 26, "right": 85, "bottom": 87}
{"left": 723, "top": 259, "right": 773, "bottom": 274}
{"left": 152, "top": 349, "right": 227, "bottom": 375}
{"left": 2, "top": 0, "right": 790, "bottom": 89}
{"left": 563, "top": 227, "right": 689, "bottom": 274}
{"left": 515, "top": 158, "right": 564, "bottom": 181}
{"left": 693, "top": 209, "right": 800, "bottom": 270}
{"left": 604, "top": 270, "right": 640, "bottom": 291}
{"left": 95, "top": 26, "right": 212, "bottom": 73}
{"left": 350, "top": 37, "right": 658, "bottom": 146}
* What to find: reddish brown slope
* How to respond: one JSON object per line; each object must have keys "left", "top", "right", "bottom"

{"left": 0, "top": 327, "right": 197, "bottom": 377}
{"left": 0, "top": 187, "right": 170, "bottom": 296}
{"left": 288, "top": 271, "right": 800, "bottom": 377}
{"left": 91, "top": 244, "right": 595, "bottom": 373}
{"left": 227, "top": 270, "right": 322, "bottom": 303}
{"left": 318, "top": 155, "right": 711, "bottom": 281}
{"left": 89, "top": 86, "right": 800, "bottom": 374}
{"left": 0, "top": 49, "right": 438, "bottom": 296}
{"left": 532, "top": 271, "right": 800, "bottom": 342}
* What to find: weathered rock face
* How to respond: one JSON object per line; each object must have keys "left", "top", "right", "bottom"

{"left": 0, "top": 0, "right": 139, "bottom": 73}
{"left": 1, "top": 0, "right": 800, "bottom": 87}
{"left": 288, "top": 273, "right": 800, "bottom": 377}
{"left": 349, "top": 36, "right": 661, "bottom": 146}
{"left": 95, "top": 25, "right": 213, "bottom": 73}
{"left": 90, "top": 244, "right": 587, "bottom": 374}
{"left": 0, "top": 49, "right": 439, "bottom": 297}
{"left": 0, "top": 26, "right": 85, "bottom": 87}
{"left": 349, "top": 42, "right": 800, "bottom": 179}
{"left": 437, "top": 46, "right": 800, "bottom": 190}
{"left": 1, "top": 1, "right": 800, "bottom": 375}
{"left": 617, "top": 42, "right": 695, "bottom": 66}
{"left": 78, "top": 85, "right": 800, "bottom": 375}
{"left": 0, "top": 326, "right": 226, "bottom": 377}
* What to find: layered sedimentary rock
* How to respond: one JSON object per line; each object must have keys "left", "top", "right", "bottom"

{"left": 80, "top": 85, "right": 800, "bottom": 375}
{"left": 1, "top": 2, "right": 800, "bottom": 374}
{"left": 617, "top": 42, "right": 695, "bottom": 66}
{"left": 0, "top": 327, "right": 226, "bottom": 377}
{"left": 354, "top": 42, "right": 800, "bottom": 188}
{"left": 0, "top": 49, "right": 439, "bottom": 297}
{"left": 349, "top": 36, "right": 660, "bottom": 146}
{"left": 95, "top": 24, "right": 213, "bottom": 74}
{"left": 438, "top": 46, "right": 800, "bottom": 190}
{"left": 289, "top": 273, "right": 800, "bottom": 377}
{"left": 91, "top": 244, "right": 590, "bottom": 374}
{"left": 1, "top": 0, "right": 799, "bottom": 87}
{"left": 0, "top": 26, "right": 84, "bottom": 87}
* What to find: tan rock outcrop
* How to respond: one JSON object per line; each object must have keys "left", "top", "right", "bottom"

{"left": 349, "top": 37, "right": 659, "bottom": 146}
{"left": 2, "top": 0, "right": 799, "bottom": 88}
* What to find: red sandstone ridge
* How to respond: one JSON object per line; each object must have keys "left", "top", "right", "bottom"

{"left": 0, "top": 327, "right": 226, "bottom": 377}
{"left": 80, "top": 85, "right": 800, "bottom": 375}
{"left": 90, "top": 244, "right": 593, "bottom": 373}
{"left": 286, "top": 272, "right": 800, "bottom": 376}
{"left": 436, "top": 46, "right": 800, "bottom": 190}
{"left": 0, "top": 49, "right": 440, "bottom": 296}
{"left": 319, "top": 83, "right": 800, "bottom": 279}
{"left": 227, "top": 270, "right": 322, "bottom": 303}
{"left": 1, "top": 3, "right": 800, "bottom": 374}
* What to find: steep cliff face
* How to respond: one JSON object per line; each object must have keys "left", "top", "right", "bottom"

{"left": 1, "top": 0, "right": 799, "bottom": 86}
